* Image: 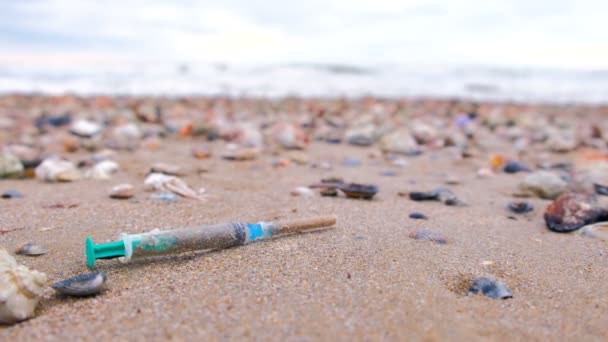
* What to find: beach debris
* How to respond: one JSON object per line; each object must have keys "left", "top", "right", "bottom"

{"left": 409, "top": 212, "right": 428, "bottom": 220}
{"left": 109, "top": 184, "right": 135, "bottom": 199}
{"left": 69, "top": 119, "right": 102, "bottom": 138}
{"left": 409, "top": 188, "right": 464, "bottom": 206}
{"left": 86, "top": 160, "right": 119, "bottom": 180}
{"left": 467, "top": 277, "right": 512, "bottom": 299}
{"left": 0, "top": 152, "right": 24, "bottom": 179}
{"left": 192, "top": 145, "right": 212, "bottom": 160}
{"left": 35, "top": 158, "right": 80, "bottom": 182}
{"left": 339, "top": 183, "right": 378, "bottom": 200}
{"left": 271, "top": 123, "right": 309, "bottom": 149}
{"left": 517, "top": 170, "right": 568, "bottom": 200}
{"left": 150, "top": 162, "right": 183, "bottom": 176}
{"left": 502, "top": 160, "right": 530, "bottom": 174}
{"left": 15, "top": 243, "right": 48, "bottom": 256}
{"left": 508, "top": 201, "right": 534, "bottom": 214}
{"left": 51, "top": 272, "right": 107, "bottom": 297}
{"left": 291, "top": 186, "right": 315, "bottom": 197}
{"left": 1, "top": 190, "right": 23, "bottom": 199}
{"left": 409, "top": 230, "right": 447, "bottom": 244}
{"left": 85, "top": 216, "right": 337, "bottom": 268}
{"left": 594, "top": 183, "right": 608, "bottom": 196}
{"left": 144, "top": 173, "right": 201, "bottom": 199}
{"left": 578, "top": 222, "right": 608, "bottom": 241}
{"left": 150, "top": 192, "right": 179, "bottom": 202}
{"left": 0, "top": 249, "right": 47, "bottom": 324}
{"left": 544, "top": 193, "right": 608, "bottom": 233}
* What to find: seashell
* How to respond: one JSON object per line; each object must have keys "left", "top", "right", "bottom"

{"left": 221, "top": 148, "right": 259, "bottom": 161}
{"left": 0, "top": 249, "right": 47, "bottom": 324}
{"left": 290, "top": 186, "right": 314, "bottom": 197}
{"left": 35, "top": 158, "right": 80, "bottom": 182}
{"left": 408, "top": 212, "right": 428, "bottom": 220}
{"left": 192, "top": 145, "right": 212, "bottom": 160}
{"left": 109, "top": 184, "right": 135, "bottom": 199}
{"left": 144, "top": 173, "right": 201, "bottom": 200}
{"left": 0, "top": 152, "right": 24, "bottom": 179}
{"left": 69, "top": 119, "right": 102, "bottom": 138}
{"left": 320, "top": 188, "right": 338, "bottom": 197}
{"left": 339, "top": 183, "right": 378, "bottom": 200}
{"left": 578, "top": 222, "right": 608, "bottom": 241}
{"left": 409, "top": 191, "right": 439, "bottom": 201}
{"left": 150, "top": 162, "right": 183, "bottom": 176}
{"left": 594, "top": 183, "right": 608, "bottom": 196}
{"left": 544, "top": 193, "right": 608, "bottom": 233}
{"left": 15, "top": 243, "right": 48, "bottom": 256}
{"left": 409, "top": 230, "right": 446, "bottom": 244}
{"left": 467, "top": 277, "right": 512, "bottom": 299}
{"left": 502, "top": 161, "right": 530, "bottom": 174}
{"left": 86, "top": 160, "right": 119, "bottom": 180}
{"left": 150, "top": 192, "right": 179, "bottom": 202}
{"left": 271, "top": 123, "right": 309, "bottom": 150}
{"left": 51, "top": 271, "right": 107, "bottom": 297}
{"left": 345, "top": 124, "right": 376, "bottom": 147}
{"left": 508, "top": 201, "right": 534, "bottom": 214}
{"left": 1, "top": 190, "right": 23, "bottom": 199}
{"left": 379, "top": 128, "right": 419, "bottom": 155}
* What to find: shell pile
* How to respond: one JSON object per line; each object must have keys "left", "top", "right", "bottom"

{"left": 0, "top": 249, "right": 47, "bottom": 324}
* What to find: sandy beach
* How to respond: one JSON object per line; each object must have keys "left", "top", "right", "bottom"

{"left": 1, "top": 95, "right": 608, "bottom": 340}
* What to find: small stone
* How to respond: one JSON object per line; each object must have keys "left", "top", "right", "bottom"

{"left": 444, "top": 176, "right": 461, "bottom": 185}
{"left": 109, "top": 184, "right": 135, "bottom": 199}
{"left": 544, "top": 193, "right": 608, "bottom": 233}
{"left": 345, "top": 124, "right": 376, "bottom": 146}
{"left": 477, "top": 168, "right": 495, "bottom": 178}
{"left": 291, "top": 186, "right": 315, "bottom": 197}
{"left": 0, "top": 152, "right": 24, "bottom": 179}
{"left": 409, "top": 230, "right": 446, "bottom": 244}
{"left": 69, "top": 119, "right": 102, "bottom": 138}
{"left": 1, "top": 190, "right": 23, "bottom": 199}
{"left": 409, "top": 212, "right": 428, "bottom": 220}
{"left": 221, "top": 148, "right": 259, "bottom": 161}
{"left": 320, "top": 188, "right": 338, "bottom": 197}
{"left": 467, "top": 277, "right": 512, "bottom": 299}
{"left": 594, "top": 183, "right": 608, "bottom": 196}
{"left": 379, "top": 129, "right": 420, "bottom": 155}
{"left": 508, "top": 201, "right": 534, "bottom": 214}
{"left": 86, "top": 160, "right": 119, "bottom": 180}
{"left": 503, "top": 161, "right": 530, "bottom": 174}
{"left": 192, "top": 145, "right": 212, "bottom": 159}
{"left": 339, "top": 183, "right": 378, "bottom": 200}
{"left": 518, "top": 171, "right": 568, "bottom": 200}
{"left": 35, "top": 158, "right": 80, "bottom": 182}
{"left": 150, "top": 192, "right": 179, "bottom": 202}
{"left": 381, "top": 170, "right": 397, "bottom": 177}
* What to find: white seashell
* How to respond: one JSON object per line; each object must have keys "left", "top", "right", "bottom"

{"left": 144, "top": 173, "right": 201, "bottom": 199}
{"left": 109, "top": 184, "right": 135, "bottom": 199}
{"left": 70, "top": 119, "right": 102, "bottom": 137}
{"left": 35, "top": 158, "right": 80, "bottom": 182}
{"left": 290, "top": 186, "right": 315, "bottom": 197}
{"left": 0, "top": 249, "right": 47, "bottom": 324}
{"left": 86, "top": 160, "right": 119, "bottom": 180}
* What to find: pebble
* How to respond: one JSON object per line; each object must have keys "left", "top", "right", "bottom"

{"left": 109, "top": 184, "right": 135, "bottom": 199}
{"left": 409, "top": 212, "right": 428, "bottom": 220}
{"left": 594, "top": 183, "right": 608, "bottom": 196}
{"left": 1, "top": 190, "right": 23, "bottom": 199}
{"left": 320, "top": 188, "right": 338, "bottom": 197}
{"left": 508, "top": 201, "right": 534, "bottom": 214}
{"left": 503, "top": 160, "right": 530, "bottom": 173}
{"left": 409, "top": 188, "right": 463, "bottom": 206}
{"left": 379, "top": 129, "right": 420, "bottom": 155}
{"left": 150, "top": 192, "right": 179, "bottom": 202}
{"left": 86, "top": 160, "right": 119, "bottom": 180}
{"left": 35, "top": 113, "right": 71, "bottom": 128}
{"left": 0, "top": 152, "right": 24, "bottom": 179}
{"left": 69, "top": 119, "right": 102, "bottom": 138}
{"left": 345, "top": 124, "right": 376, "bottom": 146}
{"left": 544, "top": 193, "right": 608, "bottom": 233}
{"left": 517, "top": 170, "right": 568, "bottom": 200}
{"left": 409, "top": 230, "right": 447, "bottom": 244}
{"left": 467, "top": 277, "right": 513, "bottom": 299}
{"left": 35, "top": 158, "right": 80, "bottom": 182}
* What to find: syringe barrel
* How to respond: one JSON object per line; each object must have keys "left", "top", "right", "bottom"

{"left": 127, "top": 222, "right": 247, "bottom": 260}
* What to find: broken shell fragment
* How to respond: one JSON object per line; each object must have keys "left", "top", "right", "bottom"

{"left": 339, "top": 183, "right": 378, "bottom": 200}
{"left": 86, "top": 160, "right": 119, "bottom": 180}
{"left": 144, "top": 173, "right": 201, "bottom": 199}
{"left": 467, "top": 277, "right": 512, "bottom": 299}
{"left": 15, "top": 243, "right": 48, "bottom": 256}
{"left": 291, "top": 186, "right": 315, "bottom": 197}
{"left": 109, "top": 184, "right": 135, "bottom": 199}
{"left": 544, "top": 193, "right": 608, "bottom": 233}
{"left": 150, "top": 163, "right": 183, "bottom": 176}
{"left": 409, "top": 230, "right": 446, "bottom": 244}
{"left": 0, "top": 249, "right": 47, "bottom": 324}
{"left": 52, "top": 271, "right": 107, "bottom": 297}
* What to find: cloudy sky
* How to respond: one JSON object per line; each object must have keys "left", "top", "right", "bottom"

{"left": 1, "top": 0, "right": 607, "bottom": 69}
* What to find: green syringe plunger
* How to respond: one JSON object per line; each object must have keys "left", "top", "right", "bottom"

{"left": 85, "top": 216, "right": 336, "bottom": 269}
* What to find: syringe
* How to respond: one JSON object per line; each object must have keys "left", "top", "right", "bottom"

{"left": 85, "top": 216, "right": 336, "bottom": 268}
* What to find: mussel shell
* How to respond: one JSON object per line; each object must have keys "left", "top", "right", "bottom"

{"left": 508, "top": 201, "right": 534, "bottom": 214}
{"left": 15, "top": 242, "right": 48, "bottom": 256}
{"left": 503, "top": 161, "right": 530, "bottom": 174}
{"left": 409, "top": 230, "right": 446, "bottom": 244}
{"left": 409, "top": 191, "right": 439, "bottom": 201}
{"left": 339, "top": 183, "right": 378, "bottom": 200}
{"left": 409, "top": 212, "right": 428, "bottom": 220}
{"left": 544, "top": 193, "right": 608, "bottom": 233}
{"left": 467, "top": 277, "right": 512, "bottom": 299}
{"left": 594, "top": 183, "right": 608, "bottom": 196}
{"left": 52, "top": 272, "right": 107, "bottom": 296}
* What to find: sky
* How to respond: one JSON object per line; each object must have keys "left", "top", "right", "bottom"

{"left": 1, "top": 0, "right": 608, "bottom": 69}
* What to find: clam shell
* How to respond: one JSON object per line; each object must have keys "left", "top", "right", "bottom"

{"left": 467, "top": 277, "right": 512, "bottom": 299}
{"left": 15, "top": 243, "right": 48, "bottom": 256}
{"left": 52, "top": 272, "right": 107, "bottom": 296}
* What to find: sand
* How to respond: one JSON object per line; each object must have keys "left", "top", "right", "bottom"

{"left": 1, "top": 103, "right": 608, "bottom": 341}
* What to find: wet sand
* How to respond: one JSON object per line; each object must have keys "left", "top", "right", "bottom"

{"left": 1, "top": 99, "right": 608, "bottom": 340}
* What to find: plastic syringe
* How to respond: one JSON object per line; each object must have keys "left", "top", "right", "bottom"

{"left": 85, "top": 215, "right": 336, "bottom": 269}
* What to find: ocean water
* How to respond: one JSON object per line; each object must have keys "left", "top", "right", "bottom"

{"left": 1, "top": 63, "right": 607, "bottom": 104}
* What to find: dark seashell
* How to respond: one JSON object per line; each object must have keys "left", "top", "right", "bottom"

{"left": 409, "top": 191, "right": 439, "bottom": 201}
{"left": 409, "top": 212, "right": 428, "bottom": 220}
{"left": 321, "top": 177, "right": 344, "bottom": 184}
{"left": 434, "top": 188, "right": 463, "bottom": 206}
{"left": 35, "top": 114, "right": 72, "bottom": 129}
{"left": 503, "top": 161, "right": 530, "bottom": 174}
{"left": 325, "top": 137, "right": 342, "bottom": 144}
{"left": 409, "top": 230, "right": 446, "bottom": 244}
{"left": 52, "top": 272, "right": 107, "bottom": 296}
{"left": 15, "top": 242, "right": 48, "bottom": 256}
{"left": 544, "top": 193, "right": 608, "bottom": 233}
{"left": 339, "top": 183, "right": 378, "bottom": 200}
{"left": 467, "top": 277, "right": 512, "bottom": 299}
{"left": 508, "top": 201, "right": 534, "bottom": 214}
{"left": 1, "top": 190, "right": 23, "bottom": 199}
{"left": 320, "top": 188, "right": 338, "bottom": 197}
{"left": 594, "top": 183, "right": 608, "bottom": 196}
